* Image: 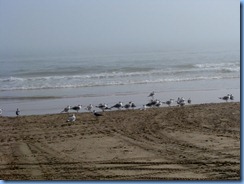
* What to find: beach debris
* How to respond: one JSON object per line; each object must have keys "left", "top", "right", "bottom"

{"left": 67, "top": 114, "right": 76, "bottom": 122}
{"left": 111, "top": 102, "right": 123, "bottom": 110}
{"left": 61, "top": 105, "right": 71, "bottom": 113}
{"left": 187, "top": 98, "right": 192, "bottom": 104}
{"left": 16, "top": 108, "right": 20, "bottom": 116}
{"left": 71, "top": 105, "right": 82, "bottom": 113}
{"left": 85, "top": 104, "right": 93, "bottom": 112}
{"left": 163, "top": 99, "right": 174, "bottom": 106}
{"left": 219, "top": 94, "right": 231, "bottom": 102}
{"left": 93, "top": 110, "right": 103, "bottom": 117}
{"left": 96, "top": 103, "right": 110, "bottom": 112}
{"left": 148, "top": 91, "right": 155, "bottom": 99}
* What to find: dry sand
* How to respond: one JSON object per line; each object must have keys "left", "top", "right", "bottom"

{"left": 0, "top": 102, "right": 240, "bottom": 180}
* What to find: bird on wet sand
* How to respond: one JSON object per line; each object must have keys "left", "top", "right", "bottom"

{"left": 93, "top": 110, "right": 103, "bottom": 117}
{"left": 16, "top": 108, "right": 20, "bottom": 116}
{"left": 96, "top": 103, "right": 110, "bottom": 112}
{"left": 67, "top": 114, "right": 76, "bottom": 122}
{"left": 71, "top": 105, "right": 82, "bottom": 113}
{"left": 111, "top": 102, "right": 123, "bottom": 110}
{"left": 219, "top": 94, "right": 230, "bottom": 102}
{"left": 163, "top": 99, "right": 174, "bottom": 106}
{"left": 61, "top": 105, "right": 71, "bottom": 113}
{"left": 85, "top": 104, "right": 93, "bottom": 112}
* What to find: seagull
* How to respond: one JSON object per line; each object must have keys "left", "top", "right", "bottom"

{"left": 155, "top": 100, "right": 163, "bottom": 107}
{"left": 140, "top": 105, "right": 147, "bottom": 110}
{"left": 111, "top": 102, "right": 123, "bottom": 110}
{"left": 71, "top": 105, "right": 82, "bottom": 113}
{"left": 61, "top": 105, "right": 71, "bottom": 113}
{"left": 146, "top": 99, "right": 157, "bottom": 107}
{"left": 93, "top": 110, "right": 103, "bottom": 117}
{"left": 96, "top": 103, "right": 110, "bottom": 112}
{"left": 16, "top": 108, "right": 20, "bottom": 116}
{"left": 230, "top": 94, "right": 234, "bottom": 100}
{"left": 67, "top": 114, "right": 76, "bottom": 122}
{"left": 85, "top": 104, "right": 93, "bottom": 112}
{"left": 187, "top": 98, "right": 191, "bottom": 104}
{"left": 148, "top": 91, "right": 155, "bottom": 99}
{"left": 176, "top": 97, "right": 185, "bottom": 106}
{"left": 163, "top": 99, "right": 174, "bottom": 106}
{"left": 131, "top": 102, "right": 136, "bottom": 109}
{"left": 219, "top": 94, "right": 230, "bottom": 102}
{"left": 124, "top": 102, "right": 132, "bottom": 109}
{"left": 179, "top": 100, "right": 186, "bottom": 106}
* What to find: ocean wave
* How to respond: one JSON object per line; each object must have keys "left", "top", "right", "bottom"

{"left": 0, "top": 75, "right": 239, "bottom": 91}
{"left": 0, "top": 63, "right": 239, "bottom": 83}
{"left": 193, "top": 62, "right": 239, "bottom": 69}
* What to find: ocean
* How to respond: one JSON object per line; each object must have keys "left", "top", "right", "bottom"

{"left": 0, "top": 47, "right": 240, "bottom": 116}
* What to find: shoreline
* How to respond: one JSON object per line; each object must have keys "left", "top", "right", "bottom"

{"left": 0, "top": 102, "right": 240, "bottom": 180}
{"left": 0, "top": 78, "right": 240, "bottom": 117}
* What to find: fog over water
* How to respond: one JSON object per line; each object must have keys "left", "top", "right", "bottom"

{"left": 0, "top": 0, "right": 239, "bottom": 57}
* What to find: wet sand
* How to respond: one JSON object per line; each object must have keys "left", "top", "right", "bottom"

{"left": 0, "top": 102, "right": 240, "bottom": 180}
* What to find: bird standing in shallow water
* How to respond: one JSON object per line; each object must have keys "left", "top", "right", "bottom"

{"left": 96, "top": 103, "right": 110, "bottom": 112}
{"left": 230, "top": 94, "right": 234, "bottom": 100}
{"left": 85, "top": 104, "right": 93, "bottom": 112}
{"left": 71, "top": 105, "right": 82, "bottom": 113}
{"left": 148, "top": 91, "right": 155, "bottom": 99}
{"left": 111, "top": 102, "right": 123, "bottom": 110}
{"left": 219, "top": 94, "right": 230, "bottom": 102}
{"left": 61, "top": 105, "right": 71, "bottom": 113}
{"left": 16, "top": 108, "right": 20, "bottom": 116}
{"left": 163, "top": 99, "right": 174, "bottom": 106}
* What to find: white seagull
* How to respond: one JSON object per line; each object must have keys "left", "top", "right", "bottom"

{"left": 67, "top": 114, "right": 76, "bottom": 122}
{"left": 148, "top": 91, "right": 155, "bottom": 99}
{"left": 176, "top": 97, "right": 185, "bottom": 106}
{"left": 140, "top": 105, "right": 147, "bottom": 111}
{"left": 230, "top": 94, "right": 234, "bottom": 100}
{"left": 163, "top": 99, "right": 174, "bottom": 106}
{"left": 71, "top": 105, "right": 82, "bottom": 113}
{"left": 96, "top": 103, "right": 110, "bottom": 112}
{"left": 111, "top": 102, "right": 123, "bottom": 110}
{"left": 124, "top": 102, "right": 132, "bottom": 109}
{"left": 85, "top": 104, "right": 93, "bottom": 112}
{"left": 61, "top": 105, "right": 71, "bottom": 113}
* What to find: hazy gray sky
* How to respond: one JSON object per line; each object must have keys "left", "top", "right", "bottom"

{"left": 0, "top": 0, "right": 240, "bottom": 56}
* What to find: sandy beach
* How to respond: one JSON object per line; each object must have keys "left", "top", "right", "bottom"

{"left": 0, "top": 102, "right": 240, "bottom": 180}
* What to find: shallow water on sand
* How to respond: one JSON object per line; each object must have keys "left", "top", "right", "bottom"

{"left": 0, "top": 78, "right": 240, "bottom": 116}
